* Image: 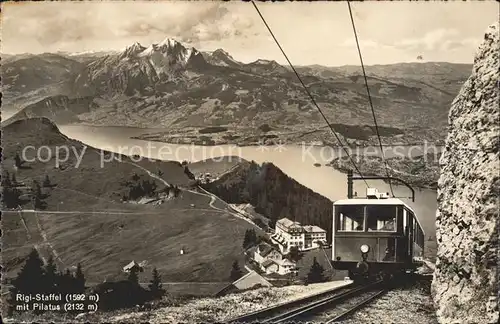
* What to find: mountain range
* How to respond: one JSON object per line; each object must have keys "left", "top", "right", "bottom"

{"left": 2, "top": 38, "right": 472, "bottom": 144}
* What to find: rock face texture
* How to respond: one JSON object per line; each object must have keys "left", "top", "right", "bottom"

{"left": 432, "top": 22, "right": 499, "bottom": 323}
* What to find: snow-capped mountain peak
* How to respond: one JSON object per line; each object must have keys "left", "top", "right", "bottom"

{"left": 157, "top": 38, "right": 181, "bottom": 48}
{"left": 136, "top": 38, "right": 202, "bottom": 67}
{"left": 122, "top": 42, "right": 146, "bottom": 57}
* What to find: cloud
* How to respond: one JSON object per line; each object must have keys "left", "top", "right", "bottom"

{"left": 393, "top": 28, "right": 477, "bottom": 52}
{"left": 2, "top": 2, "right": 256, "bottom": 53}
{"left": 1, "top": 1, "right": 492, "bottom": 65}
{"left": 339, "top": 39, "right": 388, "bottom": 49}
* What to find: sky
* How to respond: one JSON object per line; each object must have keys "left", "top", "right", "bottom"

{"left": 1, "top": 1, "right": 498, "bottom": 66}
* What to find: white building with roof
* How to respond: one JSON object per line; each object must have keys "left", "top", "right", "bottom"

{"left": 271, "top": 218, "right": 327, "bottom": 253}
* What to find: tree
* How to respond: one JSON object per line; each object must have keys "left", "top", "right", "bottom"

{"left": 307, "top": 257, "right": 326, "bottom": 284}
{"left": 45, "top": 256, "right": 58, "bottom": 292}
{"left": 173, "top": 185, "right": 181, "bottom": 197}
{"left": 243, "top": 229, "right": 258, "bottom": 249}
{"left": 11, "top": 173, "right": 17, "bottom": 186}
{"left": 43, "top": 175, "right": 51, "bottom": 187}
{"left": 2, "top": 176, "right": 21, "bottom": 209}
{"left": 32, "top": 180, "right": 42, "bottom": 198}
{"left": 258, "top": 123, "right": 272, "bottom": 133}
{"left": 32, "top": 195, "right": 44, "bottom": 210}
{"left": 184, "top": 166, "right": 195, "bottom": 180}
{"left": 148, "top": 267, "right": 165, "bottom": 299}
{"left": 287, "top": 246, "right": 302, "bottom": 263}
{"left": 128, "top": 267, "right": 140, "bottom": 285}
{"left": 14, "top": 153, "right": 23, "bottom": 168}
{"left": 31, "top": 181, "right": 46, "bottom": 210}
{"left": 2, "top": 171, "right": 12, "bottom": 187}
{"left": 60, "top": 269, "right": 75, "bottom": 294}
{"left": 8, "top": 249, "right": 45, "bottom": 314}
{"left": 242, "top": 230, "right": 252, "bottom": 249}
{"left": 268, "top": 218, "right": 276, "bottom": 230}
{"left": 230, "top": 260, "right": 243, "bottom": 281}
{"left": 74, "top": 263, "right": 86, "bottom": 293}
{"left": 8, "top": 249, "right": 46, "bottom": 314}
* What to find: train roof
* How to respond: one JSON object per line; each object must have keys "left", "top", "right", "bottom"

{"left": 334, "top": 198, "right": 413, "bottom": 210}
{"left": 333, "top": 198, "right": 424, "bottom": 233}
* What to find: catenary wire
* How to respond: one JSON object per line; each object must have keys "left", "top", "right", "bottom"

{"left": 347, "top": 0, "right": 395, "bottom": 197}
{"left": 251, "top": 0, "right": 369, "bottom": 188}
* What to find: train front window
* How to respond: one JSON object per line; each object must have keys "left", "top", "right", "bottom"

{"left": 366, "top": 205, "right": 397, "bottom": 232}
{"left": 338, "top": 205, "right": 365, "bottom": 232}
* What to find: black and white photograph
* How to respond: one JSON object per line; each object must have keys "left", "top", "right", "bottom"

{"left": 0, "top": 1, "right": 498, "bottom": 323}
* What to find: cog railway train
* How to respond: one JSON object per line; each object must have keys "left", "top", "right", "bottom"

{"left": 331, "top": 174, "right": 425, "bottom": 280}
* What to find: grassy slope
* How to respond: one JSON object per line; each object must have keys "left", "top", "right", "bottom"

{"left": 2, "top": 118, "right": 255, "bottom": 283}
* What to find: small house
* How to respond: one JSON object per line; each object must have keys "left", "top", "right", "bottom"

{"left": 215, "top": 270, "right": 273, "bottom": 296}
{"left": 122, "top": 260, "right": 144, "bottom": 273}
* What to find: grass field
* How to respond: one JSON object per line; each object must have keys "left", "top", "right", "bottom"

{"left": 2, "top": 118, "right": 258, "bottom": 285}
{"left": 37, "top": 192, "right": 254, "bottom": 283}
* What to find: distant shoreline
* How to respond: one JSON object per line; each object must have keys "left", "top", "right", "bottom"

{"left": 130, "top": 134, "right": 445, "bottom": 150}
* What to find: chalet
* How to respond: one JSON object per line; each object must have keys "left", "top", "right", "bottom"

{"left": 122, "top": 260, "right": 144, "bottom": 273}
{"left": 251, "top": 242, "right": 297, "bottom": 275}
{"left": 261, "top": 259, "right": 279, "bottom": 274}
{"left": 254, "top": 242, "right": 282, "bottom": 264}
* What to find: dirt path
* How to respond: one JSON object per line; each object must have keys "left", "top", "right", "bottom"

{"left": 123, "top": 159, "right": 229, "bottom": 214}
{"left": 124, "top": 158, "right": 261, "bottom": 229}
{"left": 33, "top": 210, "right": 66, "bottom": 269}
{"left": 121, "top": 160, "right": 171, "bottom": 187}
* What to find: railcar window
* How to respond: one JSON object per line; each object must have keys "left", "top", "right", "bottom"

{"left": 338, "top": 205, "right": 365, "bottom": 231}
{"left": 366, "top": 205, "right": 397, "bottom": 232}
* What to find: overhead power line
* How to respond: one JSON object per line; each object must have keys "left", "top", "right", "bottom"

{"left": 251, "top": 0, "right": 369, "bottom": 188}
{"left": 346, "top": 1, "right": 395, "bottom": 197}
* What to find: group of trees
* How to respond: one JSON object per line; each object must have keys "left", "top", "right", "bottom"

{"left": 95, "top": 265, "right": 165, "bottom": 311}
{"left": 2, "top": 170, "right": 22, "bottom": 208}
{"left": 184, "top": 165, "right": 195, "bottom": 180}
{"left": 242, "top": 229, "right": 259, "bottom": 249}
{"left": 286, "top": 246, "right": 303, "bottom": 263}
{"left": 242, "top": 229, "right": 279, "bottom": 252}
{"left": 161, "top": 184, "right": 181, "bottom": 198}
{"left": 2, "top": 169, "right": 52, "bottom": 210}
{"left": 31, "top": 180, "right": 48, "bottom": 210}
{"left": 121, "top": 172, "right": 183, "bottom": 201}
{"left": 2, "top": 153, "right": 25, "bottom": 209}
{"left": 7, "top": 249, "right": 85, "bottom": 315}
{"left": 203, "top": 161, "right": 333, "bottom": 239}
{"left": 122, "top": 173, "right": 158, "bottom": 201}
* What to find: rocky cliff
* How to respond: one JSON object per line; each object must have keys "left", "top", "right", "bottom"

{"left": 432, "top": 22, "right": 499, "bottom": 323}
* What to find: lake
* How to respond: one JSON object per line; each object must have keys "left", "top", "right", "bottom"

{"left": 59, "top": 124, "right": 438, "bottom": 240}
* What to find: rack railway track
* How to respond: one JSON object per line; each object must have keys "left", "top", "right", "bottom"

{"left": 223, "top": 280, "right": 386, "bottom": 323}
